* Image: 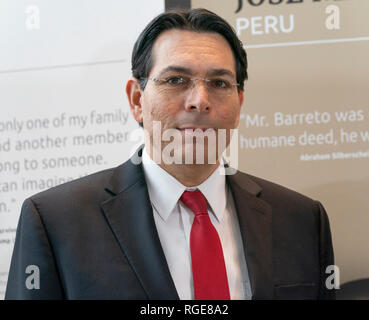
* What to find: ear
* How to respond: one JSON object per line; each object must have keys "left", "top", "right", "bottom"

{"left": 234, "top": 89, "right": 244, "bottom": 127}
{"left": 238, "top": 89, "right": 244, "bottom": 107}
{"left": 126, "top": 78, "right": 143, "bottom": 124}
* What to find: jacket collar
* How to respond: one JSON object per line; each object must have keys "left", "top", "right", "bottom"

{"left": 227, "top": 172, "right": 274, "bottom": 299}
{"left": 101, "top": 146, "right": 179, "bottom": 299}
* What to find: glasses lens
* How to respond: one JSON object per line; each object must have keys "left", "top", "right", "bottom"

{"left": 207, "top": 78, "right": 237, "bottom": 97}
{"left": 151, "top": 76, "right": 238, "bottom": 97}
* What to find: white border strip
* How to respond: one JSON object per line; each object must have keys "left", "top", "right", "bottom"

{"left": 245, "top": 37, "right": 369, "bottom": 49}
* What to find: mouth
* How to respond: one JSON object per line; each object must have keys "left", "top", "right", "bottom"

{"left": 177, "top": 126, "right": 214, "bottom": 132}
{"left": 176, "top": 127, "right": 217, "bottom": 141}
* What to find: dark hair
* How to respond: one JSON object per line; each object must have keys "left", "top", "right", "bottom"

{"left": 131, "top": 8, "right": 248, "bottom": 91}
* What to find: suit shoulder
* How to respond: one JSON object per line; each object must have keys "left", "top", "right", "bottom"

{"left": 236, "top": 171, "right": 318, "bottom": 207}
{"left": 28, "top": 167, "right": 115, "bottom": 205}
{"left": 236, "top": 171, "right": 325, "bottom": 226}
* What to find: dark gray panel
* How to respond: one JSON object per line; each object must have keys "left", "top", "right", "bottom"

{"left": 165, "top": 0, "right": 191, "bottom": 11}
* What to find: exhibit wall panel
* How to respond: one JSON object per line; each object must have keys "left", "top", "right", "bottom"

{"left": 192, "top": 0, "right": 369, "bottom": 284}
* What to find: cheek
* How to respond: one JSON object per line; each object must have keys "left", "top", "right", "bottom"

{"left": 215, "top": 103, "right": 241, "bottom": 128}
{"left": 143, "top": 94, "right": 179, "bottom": 128}
{"left": 150, "top": 107, "right": 174, "bottom": 128}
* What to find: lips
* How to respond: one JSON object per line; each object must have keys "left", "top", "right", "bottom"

{"left": 177, "top": 127, "right": 214, "bottom": 132}
{"left": 176, "top": 127, "right": 217, "bottom": 140}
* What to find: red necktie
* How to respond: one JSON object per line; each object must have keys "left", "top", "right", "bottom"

{"left": 180, "top": 190, "right": 230, "bottom": 300}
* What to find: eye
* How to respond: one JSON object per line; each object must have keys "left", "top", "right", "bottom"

{"left": 166, "top": 76, "right": 186, "bottom": 86}
{"left": 210, "top": 78, "right": 231, "bottom": 89}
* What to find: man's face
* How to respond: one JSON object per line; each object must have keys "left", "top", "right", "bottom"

{"left": 130, "top": 29, "right": 244, "bottom": 163}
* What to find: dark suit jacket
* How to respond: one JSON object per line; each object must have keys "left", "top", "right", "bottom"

{"left": 5, "top": 148, "right": 335, "bottom": 299}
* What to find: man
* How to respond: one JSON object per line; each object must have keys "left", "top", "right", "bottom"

{"left": 5, "top": 8, "right": 335, "bottom": 300}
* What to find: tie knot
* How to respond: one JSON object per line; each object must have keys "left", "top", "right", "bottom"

{"left": 180, "top": 190, "right": 208, "bottom": 216}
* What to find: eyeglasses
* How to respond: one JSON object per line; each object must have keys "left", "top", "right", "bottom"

{"left": 144, "top": 75, "right": 239, "bottom": 98}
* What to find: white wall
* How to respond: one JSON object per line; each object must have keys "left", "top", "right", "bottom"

{"left": 0, "top": 0, "right": 165, "bottom": 299}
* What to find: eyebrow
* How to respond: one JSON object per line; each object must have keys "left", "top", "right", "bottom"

{"left": 157, "top": 66, "right": 193, "bottom": 77}
{"left": 206, "top": 69, "right": 236, "bottom": 79}
{"left": 157, "top": 65, "right": 236, "bottom": 79}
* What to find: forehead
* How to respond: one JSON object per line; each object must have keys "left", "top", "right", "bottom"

{"left": 150, "top": 29, "right": 236, "bottom": 77}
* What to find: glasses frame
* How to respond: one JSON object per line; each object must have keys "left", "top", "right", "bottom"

{"left": 143, "top": 75, "right": 240, "bottom": 97}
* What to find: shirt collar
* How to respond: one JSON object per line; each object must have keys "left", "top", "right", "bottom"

{"left": 196, "top": 163, "right": 227, "bottom": 222}
{"left": 142, "top": 147, "right": 186, "bottom": 222}
{"left": 141, "top": 147, "right": 227, "bottom": 223}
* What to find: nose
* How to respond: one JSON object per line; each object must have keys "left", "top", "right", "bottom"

{"left": 184, "top": 80, "right": 211, "bottom": 113}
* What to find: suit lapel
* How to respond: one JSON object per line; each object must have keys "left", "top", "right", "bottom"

{"left": 100, "top": 149, "right": 179, "bottom": 299}
{"left": 227, "top": 172, "right": 274, "bottom": 299}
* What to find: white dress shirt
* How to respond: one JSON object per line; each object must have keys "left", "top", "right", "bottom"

{"left": 141, "top": 147, "right": 252, "bottom": 300}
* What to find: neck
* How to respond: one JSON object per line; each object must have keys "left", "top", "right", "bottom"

{"left": 159, "top": 162, "right": 220, "bottom": 187}
{"left": 144, "top": 141, "right": 222, "bottom": 187}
